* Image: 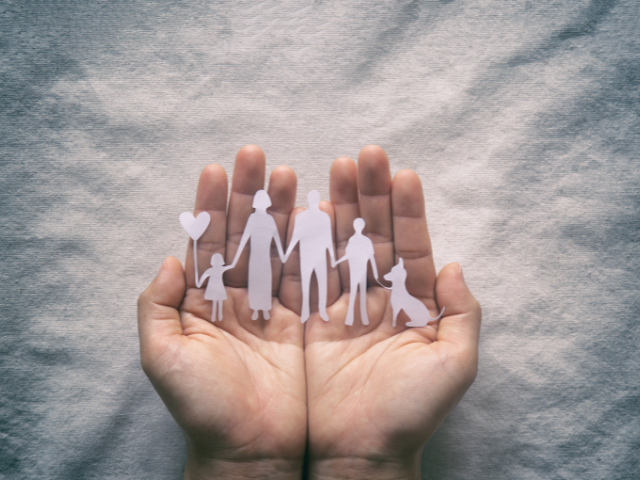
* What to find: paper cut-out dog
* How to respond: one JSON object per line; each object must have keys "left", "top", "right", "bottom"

{"left": 383, "top": 258, "right": 444, "bottom": 327}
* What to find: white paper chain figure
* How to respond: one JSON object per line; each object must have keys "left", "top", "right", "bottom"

{"left": 179, "top": 211, "right": 211, "bottom": 287}
{"left": 383, "top": 258, "right": 444, "bottom": 327}
{"left": 335, "top": 218, "right": 378, "bottom": 326}
{"left": 231, "top": 190, "right": 286, "bottom": 320}
{"left": 197, "top": 253, "right": 233, "bottom": 322}
{"left": 283, "top": 190, "right": 335, "bottom": 323}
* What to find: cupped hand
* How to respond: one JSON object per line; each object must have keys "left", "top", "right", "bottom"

{"left": 137, "top": 146, "right": 306, "bottom": 480}
{"left": 296, "top": 146, "right": 482, "bottom": 479}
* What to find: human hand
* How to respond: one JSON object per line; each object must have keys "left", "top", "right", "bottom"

{"left": 300, "top": 146, "right": 482, "bottom": 479}
{"left": 137, "top": 146, "right": 306, "bottom": 480}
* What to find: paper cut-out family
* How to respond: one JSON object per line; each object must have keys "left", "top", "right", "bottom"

{"left": 181, "top": 190, "right": 443, "bottom": 327}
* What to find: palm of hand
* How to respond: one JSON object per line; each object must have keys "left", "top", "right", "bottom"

{"left": 307, "top": 288, "right": 467, "bottom": 460}
{"left": 159, "top": 287, "right": 306, "bottom": 459}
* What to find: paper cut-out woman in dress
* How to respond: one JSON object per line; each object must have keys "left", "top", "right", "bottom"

{"left": 283, "top": 190, "right": 335, "bottom": 323}
{"left": 383, "top": 257, "right": 444, "bottom": 327}
{"left": 197, "top": 253, "right": 234, "bottom": 322}
{"left": 335, "top": 218, "right": 379, "bottom": 326}
{"left": 231, "top": 190, "right": 286, "bottom": 320}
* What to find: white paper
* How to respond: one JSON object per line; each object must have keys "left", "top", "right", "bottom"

{"left": 198, "top": 253, "right": 233, "bottom": 322}
{"left": 335, "top": 218, "right": 378, "bottom": 326}
{"left": 180, "top": 211, "right": 211, "bottom": 287}
{"left": 283, "top": 190, "right": 335, "bottom": 322}
{"left": 384, "top": 257, "right": 444, "bottom": 327}
{"left": 230, "top": 190, "right": 286, "bottom": 320}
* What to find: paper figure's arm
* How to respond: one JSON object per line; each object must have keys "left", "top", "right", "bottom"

{"left": 221, "top": 265, "right": 234, "bottom": 273}
{"left": 272, "top": 220, "right": 287, "bottom": 263}
{"left": 369, "top": 252, "right": 379, "bottom": 280}
{"left": 283, "top": 222, "right": 300, "bottom": 263}
{"left": 325, "top": 217, "right": 336, "bottom": 265}
{"left": 335, "top": 255, "right": 348, "bottom": 266}
{"left": 229, "top": 217, "right": 252, "bottom": 268}
{"left": 196, "top": 268, "right": 212, "bottom": 289}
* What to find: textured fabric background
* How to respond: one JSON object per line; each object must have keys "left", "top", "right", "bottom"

{"left": 1, "top": 1, "right": 638, "bottom": 479}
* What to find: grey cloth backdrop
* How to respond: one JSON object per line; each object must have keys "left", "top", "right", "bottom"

{"left": 1, "top": 1, "right": 638, "bottom": 479}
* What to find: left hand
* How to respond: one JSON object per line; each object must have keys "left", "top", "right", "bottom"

{"left": 297, "top": 146, "right": 482, "bottom": 479}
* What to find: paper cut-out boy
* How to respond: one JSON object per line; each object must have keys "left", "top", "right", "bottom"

{"left": 283, "top": 190, "right": 335, "bottom": 323}
{"left": 197, "top": 253, "right": 234, "bottom": 322}
{"left": 231, "top": 190, "right": 286, "bottom": 320}
{"left": 335, "top": 218, "right": 379, "bottom": 326}
{"left": 383, "top": 257, "right": 444, "bottom": 327}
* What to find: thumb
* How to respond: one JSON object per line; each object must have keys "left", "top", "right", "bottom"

{"left": 137, "top": 257, "right": 185, "bottom": 366}
{"left": 435, "top": 263, "right": 482, "bottom": 354}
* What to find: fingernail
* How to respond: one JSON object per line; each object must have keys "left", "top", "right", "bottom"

{"left": 458, "top": 263, "right": 465, "bottom": 283}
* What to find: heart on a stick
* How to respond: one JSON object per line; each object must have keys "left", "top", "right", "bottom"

{"left": 180, "top": 212, "right": 211, "bottom": 240}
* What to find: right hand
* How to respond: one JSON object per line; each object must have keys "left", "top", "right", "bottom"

{"left": 138, "top": 146, "right": 307, "bottom": 480}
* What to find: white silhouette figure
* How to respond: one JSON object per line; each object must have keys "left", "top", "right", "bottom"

{"left": 283, "top": 190, "right": 335, "bottom": 323}
{"left": 197, "top": 253, "right": 233, "bottom": 322}
{"left": 179, "top": 211, "right": 211, "bottom": 286}
{"left": 383, "top": 258, "right": 444, "bottom": 327}
{"left": 335, "top": 218, "right": 378, "bottom": 326}
{"left": 231, "top": 190, "right": 286, "bottom": 320}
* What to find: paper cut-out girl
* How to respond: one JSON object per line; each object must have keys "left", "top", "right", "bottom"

{"left": 335, "top": 218, "right": 378, "bottom": 326}
{"left": 283, "top": 190, "right": 335, "bottom": 323}
{"left": 383, "top": 258, "right": 444, "bottom": 327}
{"left": 197, "top": 253, "right": 233, "bottom": 322}
{"left": 231, "top": 190, "right": 286, "bottom": 320}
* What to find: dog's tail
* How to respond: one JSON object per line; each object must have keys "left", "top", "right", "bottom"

{"left": 431, "top": 306, "right": 445, "bottom": 321}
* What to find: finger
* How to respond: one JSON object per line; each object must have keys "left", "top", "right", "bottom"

{"left": 391, "top": 169, "right": 437, "bottom": 306}
{"left": 279, "top": 207, "right": 305, "bottom": 315}
{"left": 329, "top": 156, "right": 359, "bottom": 291}
{"left": 357, "top": 145, "right": 394, "bottom": 282}
{"left": 224, "top": 145, "right": 266, "bottom": 287}
{"left": 267, "top": 165, "right": 297, "bottom": 295}
{"left": 435, "top": 263, "right": 482, "bottom": 357}
{"left": 137, "top": 257, "right": 185, "bottom": 371}
{"left": 185, "top": 164, "right": 228, "bottom": 289}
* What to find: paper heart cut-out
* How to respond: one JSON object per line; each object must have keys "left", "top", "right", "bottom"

{"left": 180, "top": 212, "right": 211, "bottom": 241}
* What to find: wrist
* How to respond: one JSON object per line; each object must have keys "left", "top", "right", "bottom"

{"left": 307, "top": 455, "right": 421, "bottom": 480}
{"left": 185, "top": 455, "right": 303, "bottom": 480}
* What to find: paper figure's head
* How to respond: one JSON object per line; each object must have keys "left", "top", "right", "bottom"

{"left": 252, "top": 190, "right": 272, "bottom": 210}
{"left": 384, "top": 257, "right": 406, "bottom": 283}
{"left": 353, "top": 217, "right": 365, "bottom": 233}
{"left": 308, "top": 190, "right": 320, "bottom": 209}
{"left": 210, "top": 253, "right": 225, "bottom": 266}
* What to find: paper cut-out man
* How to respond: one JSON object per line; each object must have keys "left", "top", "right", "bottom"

{"left": 231, "top": 190, "right": 286, "bottom": 320}
{"left": 197, "top": 253, "right": 233, "bottom": 322}
{"left": 335, "top": 218, "right": 378, "bottom": 326}
{"left": 383, "top": 257, "right": 444, "bottom": 327}
{"left": 284, "top": 190, "right": 335, "bottom": 323}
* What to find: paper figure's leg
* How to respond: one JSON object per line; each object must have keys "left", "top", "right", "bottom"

{"left": 316, "top": 264, "right": 329, "bottom": 322}
{"left": 345, "top": 275, "right": 358, "bottom": 326}
{"left": 263, "top": 309, "right": 270, "bottom": 320}
{"left": 392, "top": 306, "right": 399, "bottom": 328}
{"left": 218, "top": 301, "right": 223, "bottom": 321}
{"left": 251, "top": 310, "right": 259, "bottom": 320}
{"left": 300, "top": 264, "right": 312, "bottom": 323}
{"left": 359, "top": 278, "right": 369, "bottom": 326}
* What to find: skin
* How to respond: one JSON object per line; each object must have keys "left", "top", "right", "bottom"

{"left": 137, "top": 145, "right": 481, "bottom": 480}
